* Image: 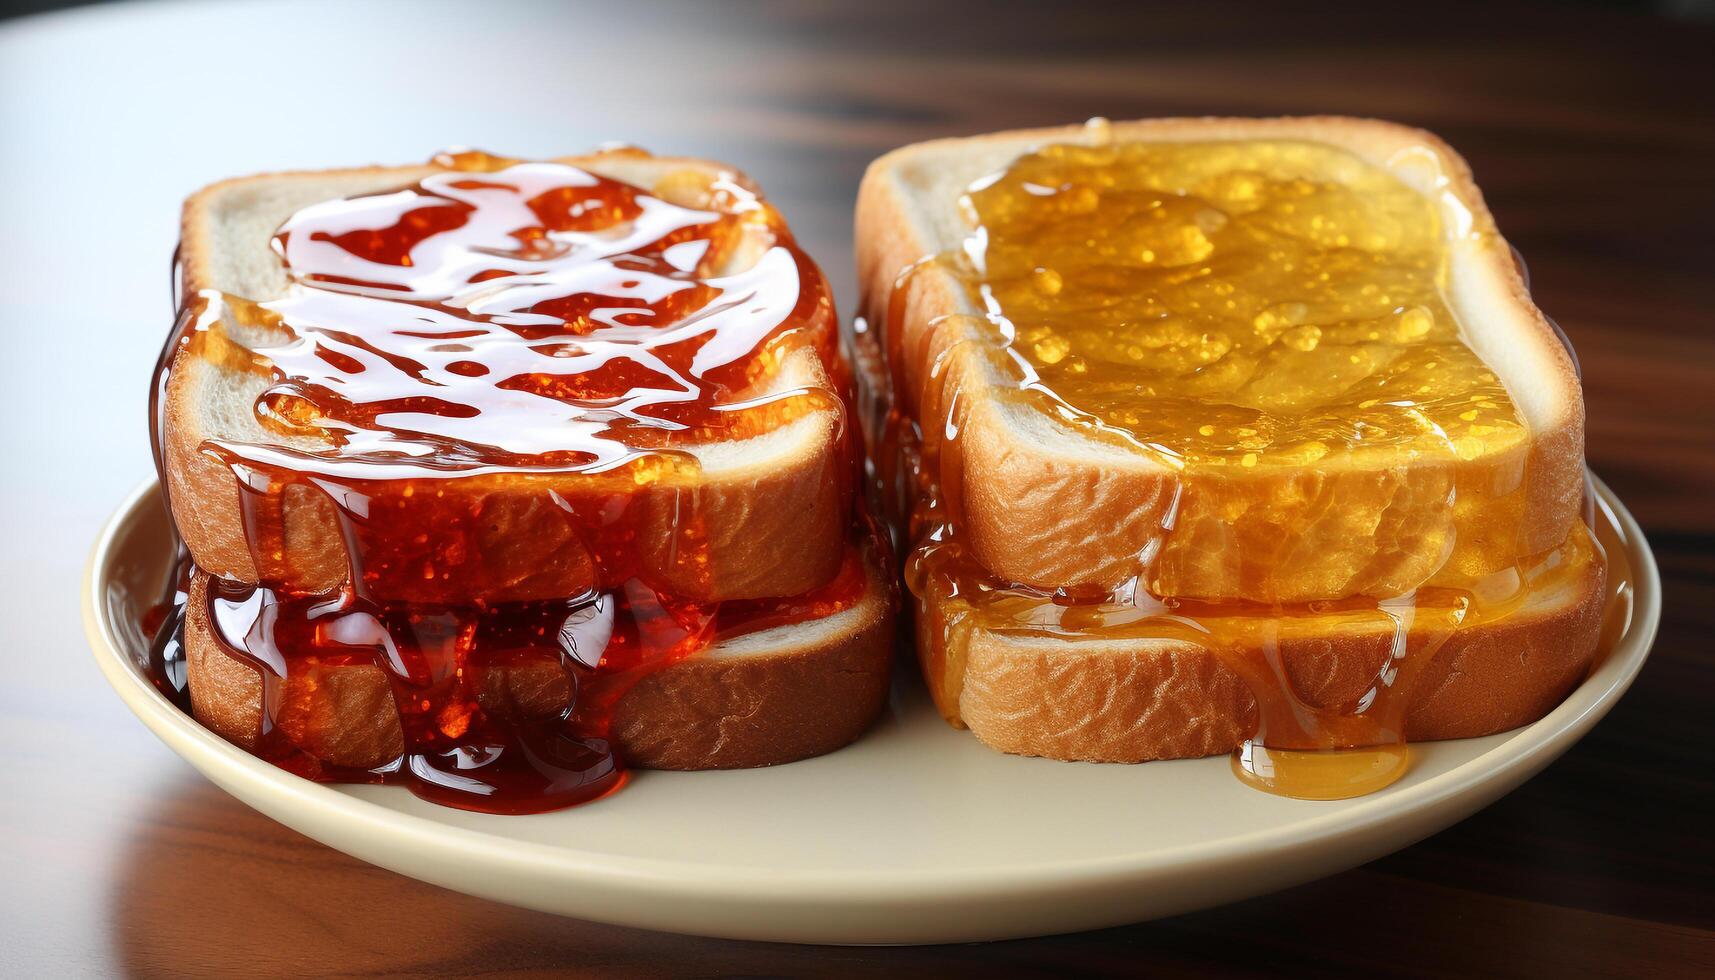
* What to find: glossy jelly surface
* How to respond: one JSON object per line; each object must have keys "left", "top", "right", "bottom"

{"left": 965, "top": 139, "right": 1526, "bottom": 467}
{"left": 218, "top": 153, "right": 835, "bottom": 476}
{"left": 150, "top": 151, "right": 869, "bottom": 813}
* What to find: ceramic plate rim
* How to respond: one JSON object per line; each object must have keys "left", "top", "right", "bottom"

{"left": 85, "top": 475, "right": 1661, "bottom": 906}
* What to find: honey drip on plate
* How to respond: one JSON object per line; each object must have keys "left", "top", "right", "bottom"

{"left": 861, "top": 137, "right": 1608, "bottom": 800}
{"left": 150, "top": 149, "right": 869, "bottom": 812}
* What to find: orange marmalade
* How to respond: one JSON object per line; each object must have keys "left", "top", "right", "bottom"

{"left": 966, "top": 139, "right": 1525, "bottom": 465}
{"left": 863, "top": 135, "right": 1609, "bottom": 800}
{"left": 150, "top": 151, "right": 870, "bottom": 813}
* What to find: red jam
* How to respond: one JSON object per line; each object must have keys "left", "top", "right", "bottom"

{"left": 149, "top": 151, "right": 867, "bottom": 812}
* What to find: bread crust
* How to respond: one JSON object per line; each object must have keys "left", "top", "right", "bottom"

{"left": 917, "top": 548, "right": 1606, "bottom": 762}
{"left": 857, "top": 116, "right": 1587, "bottom": 601}
{"left": 183, "top": 546, "right": 895, "bottom": 772}
{"left": 167, "top": 152, "right": 846, "bottom": 602}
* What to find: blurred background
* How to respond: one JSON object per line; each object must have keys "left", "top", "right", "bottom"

{"left": 3, "top": 0, "right": 1712, "bottom": 506}
{"left": 6, "top": 0, "right": 1712, "bottom": 598}
{"left": 2, "top": 1, "right": 1711, "bottom": 975}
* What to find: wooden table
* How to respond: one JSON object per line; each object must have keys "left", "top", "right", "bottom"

{"left": 4, "top": 1, "right": 1711, "bottom": 974}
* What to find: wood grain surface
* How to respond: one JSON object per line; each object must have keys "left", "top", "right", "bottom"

{"left": 3, "top": 0, "right": 1712, "bottom": 975}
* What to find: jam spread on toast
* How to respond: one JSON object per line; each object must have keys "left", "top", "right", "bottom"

{"left": 149, "top": 150, "right": 871, "bottom": 813}
{"left": 864, "top": 134, "right": 1609, "bottom": 799}
{"left": 966, "top": 140, "right": 1524, "bottom": 464}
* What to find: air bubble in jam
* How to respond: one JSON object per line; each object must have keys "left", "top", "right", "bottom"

{"left": 149, "top": 149, "right": 869, "bottom": 812}
{"left": 863, "top": 138, "right": 1612, "bottom": 800}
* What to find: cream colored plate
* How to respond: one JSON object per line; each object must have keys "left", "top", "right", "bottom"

{"left": 86, "top": 477, "right": 1658, "bottom": 945}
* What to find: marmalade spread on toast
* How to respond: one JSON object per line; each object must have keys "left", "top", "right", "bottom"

{"left": 864, "top": 133, "right": 1609, "bottom": 799}
{"left": 966, "top": 140, "right": 1525, "bottom": 465}
{"left": 148, "top": 150, "right": 875, "bottom": 813}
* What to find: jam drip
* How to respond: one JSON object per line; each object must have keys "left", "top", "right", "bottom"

{"left": 191, "top": 539, "right": 872, "bottom": 813}
{"left": 206, "top": 577, "right": 631, "bottom": 811}
{"left": 151, "top": 150, "right": 866, "bottom": 812}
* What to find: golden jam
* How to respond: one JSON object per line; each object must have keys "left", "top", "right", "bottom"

{"left": 864, "top": 133, "right": 1608, "bottom": 801}
{"left": 966, "top": 139, "right": 1526, "bottom": 467}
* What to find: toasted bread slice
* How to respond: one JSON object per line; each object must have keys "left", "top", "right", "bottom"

{"left": 857, "top": 117, "right": 1585, "bottom": 602}
{"left": 183, "top": 542, "right": 895, "bottom": 772}
{"left": 914, "top": 536, "right": 1604, "bottom": 762}
{"left": 167, "top": 153, "right": 845, "bottom": 603}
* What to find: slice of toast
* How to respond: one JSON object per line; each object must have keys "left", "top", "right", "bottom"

{"left": 167, "top": 152, "right": 846, "bottom": 604}
{"left": 850, "top": 301, "right": 1605, "bottom": 763}
{"left": 912, "top": 534, "right": 1604, "bottom": 762}
{"left": 183, "top": 540, "right": 895, "bottom": 772}
{"left": 857, "top": 117, "right": 1586, "bottom": 602}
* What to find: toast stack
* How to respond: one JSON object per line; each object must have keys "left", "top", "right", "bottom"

{"left": 856, "top": 117, "right": 1605, "bottom": 765}
{"left": 159, "top": 151, "right": 894, "bottom": 800}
